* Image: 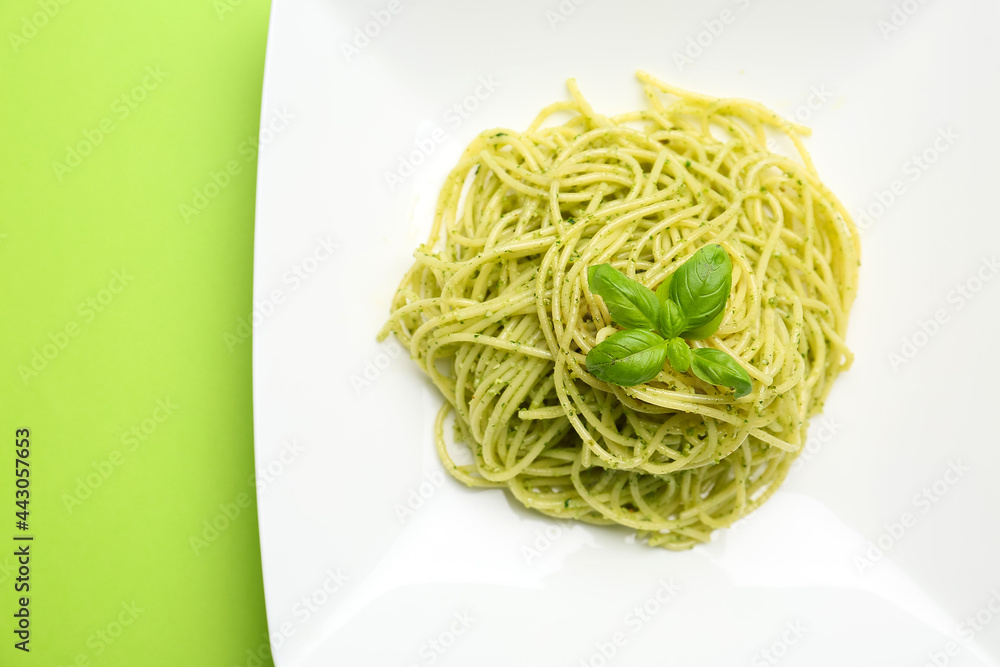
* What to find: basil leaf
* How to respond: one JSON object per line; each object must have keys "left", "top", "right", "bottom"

{"left": 679, "top": 309, "right": 725, "bottom": 341}
{"left": 654, "top": 282, "right": 687, "bottom": 339}
{"left": 586, "top": 329, "right": 668, "bottom": 386}
{"left": 657, "top": 269, "right": 725, "bottom": 340}
{"left": 665, "top": 338, "right": 691, "bottom": 373}
{"left": 668, "top": 245, "right": 732, "bottom": 334}
{"left": 588, "top": 264, "right": 661, "bottom": 330}
{"left": 689, "top": 348, "right": 752, "bottom": 398}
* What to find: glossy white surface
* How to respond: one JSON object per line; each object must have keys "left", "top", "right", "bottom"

{"left": 253, "top": 1, "right": 1000, "bottom": 664}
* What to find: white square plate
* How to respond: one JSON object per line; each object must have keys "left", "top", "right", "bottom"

{"left": 253, "top": 1, "right": 1000, "bottom": 664}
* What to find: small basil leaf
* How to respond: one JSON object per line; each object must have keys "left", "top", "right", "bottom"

{"left": 655, "top": 282, "right": 687, "bottom": 338}
{"left": 668, "top": 245, "right": 733, "bottom": 333}
{"left": 655, "top": 277, "right": 671, "bottom": 303}
{"left": 665, "top": 338, "right": 691, "bottom": 373}
{"left": 585, "top": 329, "right": 668, "bottom": 386}
{"left": 689, "top": 348, "right": 752, "bottom": 398}
{"left": 588, "top": 264, "right": 661, "bottom": 330}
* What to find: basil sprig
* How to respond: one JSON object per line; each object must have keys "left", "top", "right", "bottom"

{"left": 584, "top": 245, "right": 752, "bottom": 397}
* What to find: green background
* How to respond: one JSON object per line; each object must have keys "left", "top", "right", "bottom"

{"left": 0, "top": 1, "right": 274, "bottom": 665}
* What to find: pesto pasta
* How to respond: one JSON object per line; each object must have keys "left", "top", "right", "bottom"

{"left": 378, "top": 71, "right": 860, "bottom": 550}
